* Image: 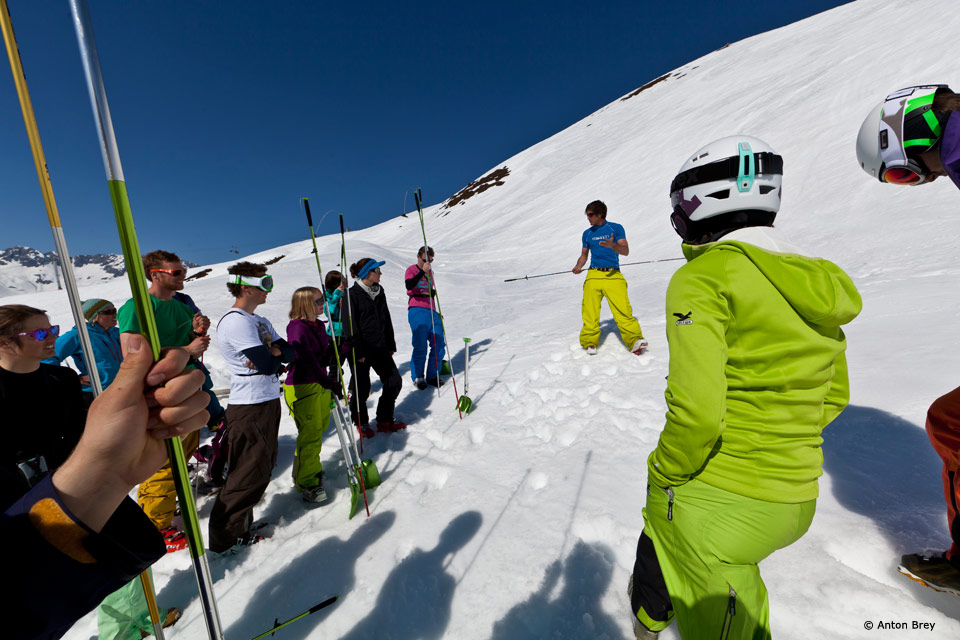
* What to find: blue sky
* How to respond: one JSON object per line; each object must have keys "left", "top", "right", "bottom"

{"left": 1, "top": 0, "right": 850, "bottom": 264}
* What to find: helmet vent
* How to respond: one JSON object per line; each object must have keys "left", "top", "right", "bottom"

{"left": 706, "top": 189, "right": 730, "bottom": 200}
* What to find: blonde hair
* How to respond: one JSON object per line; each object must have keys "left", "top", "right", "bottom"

{"left": 289, "top": 286, "right": 322, "bottom": 320}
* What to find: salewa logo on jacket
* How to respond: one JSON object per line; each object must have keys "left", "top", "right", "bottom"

{"left": 674, "top": 311, "right": 693, "bottom": 326}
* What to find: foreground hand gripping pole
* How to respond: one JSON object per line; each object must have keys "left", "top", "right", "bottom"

{"left": 68, "top": 1, "right": 223, "bottom": 637}
{"left": 1, "top": 2, "right": 167, "bottom": 636}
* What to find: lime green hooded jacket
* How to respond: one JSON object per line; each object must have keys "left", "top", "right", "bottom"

{"left": 647, "top": 227, "right": 862, "bottom": 503}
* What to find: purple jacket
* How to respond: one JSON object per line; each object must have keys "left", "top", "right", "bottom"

{"left": 284, "top": 319, "right": 338, "bottom": 392}
{"left": 941, "top": 110, "right": 960, "bottom": 191}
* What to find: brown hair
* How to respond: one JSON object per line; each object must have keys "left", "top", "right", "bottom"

{"left": 934, "top": 90, "right": 960, "bottom": 112}
{"left": 325, "top": 270, "right": 342, "bottom": 292}
{"left": 289, "top": 286, "right": 322, "bottom": 320}
{"left": 417, "top": 246, "right": 435, "bottom": 260}
{"left": 349, "top": 258, "right": 374, "bottom": 279}
{"left": 585, "top": 200, "right": 607, "bottom": 220}
{"left": 226, "top": 261, "right": 268, "bottom": 297}
{"left": 0, "top": 304, "right": 47, "bottom": 346}
{"left": 143, "top": 250, "right": 182, "bottom": 282}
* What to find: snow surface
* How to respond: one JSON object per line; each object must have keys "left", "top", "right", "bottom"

{"left": 5, "top": 0, "right": 960, "bottom": 636}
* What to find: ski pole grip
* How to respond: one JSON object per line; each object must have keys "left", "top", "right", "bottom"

{"left": 414, "top": 190, "right": 421, "bottom": 210}
{"left": 339, "top": 213, "right": 345, "bottom": 234}
{"left": 303, "top": 198, "right": 313, "bottom": 226}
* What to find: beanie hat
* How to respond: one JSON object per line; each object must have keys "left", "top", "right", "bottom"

{"left": 82, "top": 298, "right": 112, "bottom": 322}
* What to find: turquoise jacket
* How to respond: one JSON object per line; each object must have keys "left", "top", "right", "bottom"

{"left": 44, "top": 323, "right": 123, "bottom": 392}
{"left": 648, "top": 227, "right": 862, "bottom": 503}
{"left": 324, "top": 288, "right": 344, "bottom": 339}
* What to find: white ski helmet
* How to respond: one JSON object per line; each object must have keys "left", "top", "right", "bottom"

{"left": 669, "top": 135, "right": 783, "bottom": 243}
{"left": 855, "top": 84, "right": 950, "bottom": 185}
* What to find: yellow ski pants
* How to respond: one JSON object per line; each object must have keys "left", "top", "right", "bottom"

{"left": 579, "top": 269, "right": 644, "bottom": 349}
{"left": 137, "top": 430, "right": 199, "bottom": 530}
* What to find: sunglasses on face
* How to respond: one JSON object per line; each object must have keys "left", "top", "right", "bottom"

{"left": 313, "top": 299, "right": 324, "bottom": 305}
{"left": 15, "top": 325, "right": 60, "bottom": 341}
{"left": 151, "top": 268, "right": 187, "bottom": 277}
{"left": 99, "top": 308, "right": 118, "bottom": 316}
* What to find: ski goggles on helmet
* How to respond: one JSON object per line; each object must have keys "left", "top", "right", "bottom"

{"left": 231, "top": 274, "right": 274, "bottom": 292}
{"left": 881, "top": 163, "right": 929, "bottom": 186}
{"left": 14, "top": 325, "right": 60, "bottom": 341}
{"left": 670, "top": 151, "right": 783, "bottom": 194}
{"left": 876, "top": 85, "right": 949, "bottom": 185}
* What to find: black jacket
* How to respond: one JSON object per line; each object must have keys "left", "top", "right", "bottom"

{"left": 0, "top": 363, "right": 86, "bottom": 511}
{"left": 341, "top": 282, "right": 397, "bottom": 359}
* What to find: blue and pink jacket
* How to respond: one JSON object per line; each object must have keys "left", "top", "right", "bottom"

{"left": 405, "top": 264, "right": 437, "bottom": 311}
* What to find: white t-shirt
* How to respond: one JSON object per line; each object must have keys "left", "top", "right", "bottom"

{"left": 216, "top": 308, "right": 283, "bottom": 405}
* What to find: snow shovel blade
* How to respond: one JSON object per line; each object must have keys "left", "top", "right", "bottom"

{"left": 440, "top": 359, "right": 451, "bottom": 375}
{"left": 458, "top": 395, "right": 473, "bottom": 414}
{"left": 348, "top": 482, "right": 361, "bottom": 519}
{"left": 359, "top": 459, "right": 381, "bottom": 488}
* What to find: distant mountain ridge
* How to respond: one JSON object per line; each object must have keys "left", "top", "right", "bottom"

{"left": 0, "top": 246, "right": 195, "bottom": 298}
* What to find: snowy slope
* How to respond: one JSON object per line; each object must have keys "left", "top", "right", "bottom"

{"left": 5, "top": 0, "right": 960, "bottom": 637}
{"left": 0, "top": 246, "right": 126, "bottom": 297}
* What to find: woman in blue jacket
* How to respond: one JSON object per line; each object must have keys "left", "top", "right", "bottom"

{"left": 45, "top": 298, "right": 122, "bottom": 406}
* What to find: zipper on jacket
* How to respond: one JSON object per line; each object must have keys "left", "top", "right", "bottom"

{"left": 666, "top": 487, "right": 675, "bottom": 521}
{"left": 718, "top": 586, "right": 737, "bottom": 639}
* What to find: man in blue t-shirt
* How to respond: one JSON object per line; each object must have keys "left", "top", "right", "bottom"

{"left": 572, "top": 200, "right": 646, "bottom": 355}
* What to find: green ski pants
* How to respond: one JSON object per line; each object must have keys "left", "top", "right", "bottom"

{"left": 638, "top": 479, "right": 816, "bottom": 640}
{"left": 283, "top": 383, "right": 332, "bottom": 491}
{"left": 96, "top": 571, "right": 168, "bottom": 640}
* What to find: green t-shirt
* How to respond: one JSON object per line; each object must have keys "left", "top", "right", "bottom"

{"left": 117, "top": 295, "right": 195, "bottom": 348}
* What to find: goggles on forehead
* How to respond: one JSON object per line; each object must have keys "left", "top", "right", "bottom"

{"left": 232, "top": 274, "right": 274, "bottom": 292}
{"left": 877, "top": 84, "right": 948, "bottom": 186}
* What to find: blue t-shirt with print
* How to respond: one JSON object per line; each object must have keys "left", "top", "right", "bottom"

{"left": 582, "top": 221, "right": 625, "bottom": 269}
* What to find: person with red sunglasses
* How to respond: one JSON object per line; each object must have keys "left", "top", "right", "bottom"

{"left": 116, "top": 249, "right": 211, "bottom": 554}
{"left": 857, "top": 85, "right": 960, "bottom": 595}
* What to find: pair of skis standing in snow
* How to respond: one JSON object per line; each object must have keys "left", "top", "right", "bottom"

{"left": 607, "top": 85, "right": 960, "bottom": 640}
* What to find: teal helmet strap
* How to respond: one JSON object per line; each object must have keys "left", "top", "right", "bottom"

{"left": 737, "top": 142, "right": 755, "bottom": 192}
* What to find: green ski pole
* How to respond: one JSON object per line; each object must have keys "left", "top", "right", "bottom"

{"left": 248, "top": 595, "right": 338, "bottom": 640}
{"left": 68, "top": 1, "right": 223, "bottom": 637}
{"left": 1, "top": 3, "right": 169, "bottom": 637}
{"left": 302, "top": 198, "right": 373, "bottom": 518}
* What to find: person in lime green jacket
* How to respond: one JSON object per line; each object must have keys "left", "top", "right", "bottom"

{"left": 628, "top": 136, "right": 862, "bottom": 640}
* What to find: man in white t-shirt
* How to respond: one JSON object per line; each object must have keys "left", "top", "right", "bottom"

{"left": 208, "top": 262, "right": 293, "bottom": 554}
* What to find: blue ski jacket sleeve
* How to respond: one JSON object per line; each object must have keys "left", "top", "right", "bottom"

{"left": 3, "top": 474, "right": 164, "bottom": 639}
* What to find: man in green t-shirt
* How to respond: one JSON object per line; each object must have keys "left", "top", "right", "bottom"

{"left": 117, "top": 250, "right": 211, "bottom": 542}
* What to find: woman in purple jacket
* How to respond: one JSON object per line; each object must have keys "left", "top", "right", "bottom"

{"left": 284, "top": 287, "right": 341, "bottom": 503}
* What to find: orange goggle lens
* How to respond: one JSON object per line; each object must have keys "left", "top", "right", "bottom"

{"left": 883, "top": 167, "right": 924, "bottom": 185}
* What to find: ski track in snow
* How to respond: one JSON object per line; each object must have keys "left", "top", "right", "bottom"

{"left": 6, "top": 0, "right": 959, "bottom": 636}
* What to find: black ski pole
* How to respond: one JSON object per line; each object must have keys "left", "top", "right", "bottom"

{"left": 248, "top": 595, "right": 338, "bottom": 640}
{"left": 503, "top": 257, "right": 685, "bottom": 282}
{"left": 302, "top": 199, "right": 371, "bottom": 518}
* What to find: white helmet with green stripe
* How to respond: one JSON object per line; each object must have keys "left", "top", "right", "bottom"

{"left": 856, "top": 84, "right": 950, "bottom": 184}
